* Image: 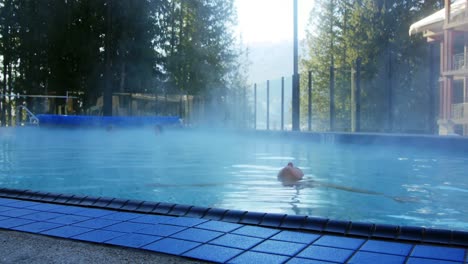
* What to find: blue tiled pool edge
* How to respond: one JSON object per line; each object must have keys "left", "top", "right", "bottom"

{"left": 0, "top": 188, "right": 467, "bottom": 248}
{"left": 0, "top": 189, "right": 467, "bottom": 264}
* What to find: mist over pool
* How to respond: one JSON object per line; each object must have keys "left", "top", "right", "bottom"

{"left": 1, "top": 127, "right": 467, "bottom": 231}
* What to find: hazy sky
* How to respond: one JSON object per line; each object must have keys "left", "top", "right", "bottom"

{"left": 235, "top": 0, "right": 316, "bottom": 83}
{"left": 235, "top": 0, "right": 315, "bottom": 44}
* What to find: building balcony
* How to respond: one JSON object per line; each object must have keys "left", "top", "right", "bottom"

{"left": 453, "top": 53, "right": 466, "bottom": 71}
{"left": 442, "top": 53, "right": 468, "bottom": 78}
{"left": 452, "top": 102, "right": 468, "bottom": 124}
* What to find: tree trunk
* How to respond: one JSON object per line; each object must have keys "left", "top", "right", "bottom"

{"left": 2, "top": 0, "right": 11, "bottom": 126}
{"left": 103, "top": 0, "right": 113, "bottom": 116}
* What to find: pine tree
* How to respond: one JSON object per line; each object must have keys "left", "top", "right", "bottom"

{"left": 301, "top": 0, "right": 443, "bottom": 132}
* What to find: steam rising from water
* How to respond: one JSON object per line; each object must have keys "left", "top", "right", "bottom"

{"left": 1, "top": 127, "right": 468, "bottom": 230}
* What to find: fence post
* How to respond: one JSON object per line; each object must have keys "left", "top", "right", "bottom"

{"left": 308, "top": 71, "right": 312, "bottom": 131}
{"left": 254, "top": 83, "right": 257, "bottom": 130}
{"left": 267, "top": 80, "right": 270, "bottom": 130}
{"left": 243, "top": 85, "right": 247, "bottom": 129}
{"left": 387, "top": 49, "right": 393, "bottom": 132}
{"left": 292, "top": 74, "right": 300, "bottom": 131}
{"left": 329, "top": 66, "right": 335, "bottom": 131}
{"left": 429, "top": 44, "right": 436, "bottom": 134}
{"left": 281, "top": 77, "right": 284, "bottom": 130}
{"left": 292, "top": 0, "right": 299, "bottom": 131}
{"left": 356, "top": 58, "right": 361, "bottom": 132}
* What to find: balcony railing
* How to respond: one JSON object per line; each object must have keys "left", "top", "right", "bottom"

{"left": 452, "top": 103, "right": 468, "bottom": 121}
{"left": 453, "top": 53, "right": 466, "bottom": 71}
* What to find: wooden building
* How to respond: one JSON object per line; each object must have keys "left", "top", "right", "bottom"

{"left": 410, "top": 0, "right": 468, "bottom": 135}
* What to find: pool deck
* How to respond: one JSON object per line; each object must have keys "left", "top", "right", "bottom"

{"left": 0, "top": 229, "right": 206, "bottom": 263}
{"left": 0, "top": 192, "right": 467, "bottom": 263}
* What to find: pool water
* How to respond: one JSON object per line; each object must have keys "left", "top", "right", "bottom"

{"left": 1, "top": 127, "right": 468, "bottom": 231}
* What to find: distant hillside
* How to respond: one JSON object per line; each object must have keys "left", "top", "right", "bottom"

{"left": 247, "top": 41, "right": 293, "bottom": 84}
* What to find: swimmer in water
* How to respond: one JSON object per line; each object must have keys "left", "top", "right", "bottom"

{"left": 277, "top": 162, "right": 304, "bottom": 183}
{"left": 275, "top": 163, "right": 416, "bottom": 202}
{"left": 154, "top": 125, "right": 163, "bottom": 134}
{"left": 148, "top": 163, "right": 418, "bottom": 204}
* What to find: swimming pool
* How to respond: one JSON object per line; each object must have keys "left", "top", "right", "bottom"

{"left": 1, "top": 127, "right": 468, "bottom": 231}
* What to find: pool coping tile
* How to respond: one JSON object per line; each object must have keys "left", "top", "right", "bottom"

{"left": 297, "top": 245, "right": 355, "bottom": 263}
{"left": 0, "top": 208, "right": 38, "bottom": 217}
{"left": 92, "top": 197, "right": 114, "bottom": 207}
{"left": 121, "top": 200, "right": 145, "bottom": 211}
{"left": 280, "top": 215, "right": 307, "bottom": 229}
{"left": 348, "top": 251, "right": 407, "bottom": 264}
{"left": 129, "top": 214, "right": 174, "bottom": 225}
{"left": 359, "top": 239, "right": 413, "bottom": 256}
{"left": 228, "top": 251, "right": 290, "bottom": 264}
{"left": 204, "top": 208, "right": 228, "bottom": 221}
{"left": 0, "top": 217, "right": 35, "bottom": 228}
{"left": 11, "top": 221, "right": 63, "bottom": 233}
{"left": 78, "top": 196, "right": 100, "bottom": 206}
{"left": 164, "top": 216, "right": 208, "bottom": 227}
{"left": 72, "top": 208, "right": 114, "bottom": 218}
{"left": 222, "top": 210, "right": 248, "bottom": 224}
{"left": 271, "top": 230, "right": 321, "bottom": 244}
{"left": 424, "top": 228, "right": 452, "bottom": 244}
{"left": 0, "top": 198, "right": 19, "bottom": 205}
{"left": 251, "top": 239, "right": 308, "bottom": 256}
{"left": 232, "top": 225, "right": 280, "bottom": 239}
{"left": 72, "top": 229, "right": 126, "bottom": 243}
{"left": 240, "top": 211, "right": 266, "bottom": 225}
{"left": 302, "top": 217, "right": 328, "bottom": 232}
{"left": 347, "top": 222, "right": 376, "bottom": 237}
{"left": 452, "top": 231, "right": 468, "bottom": 246}
{"left": 45, "top": 214, "right": 91, "bottom": 225}
{"left": 170, "top": 227, "right": 224, "bottom": 243}
{"left": 142, "top": 237, "right": 201, "bottom": 255}
{"left": 399, "top": 226, "right": 425, "bottom": 242}
{"left": 313, "top": 235, "right": 365, "bottom": 250}
{"left": 209, "top": 233, "right": 264, "bottom": 250}
{"left": 168, "top": 204, "right": 193, "bottom": 216}
{"left": 134, "top": 201, "right": 159, "bottom": 213}
{"left": 105, "top": 199, "right": 129, "bottom": 210}
{"left": 41, "top": 225, "right": 93, "bottom": 238}
{"left": 410, "top": 244, "right": 466, "bottom": 262}
{"left": 73, "top": 218, "right": 121, "bottom": 229}
{"left": 152, "top": 202, "right": 176, "bottom": 215}
{"left": 324, "top": 220, "right": 351, "bottom": 235}
{"left": 104, "top": 221, "right": 154, "bottom": 233}
{"left": 185, "top": 206, "right": 210, "bottom": 218}
{"left": 19, "top": 211, "right": 65, "bottom": 221}
{"left": 1, "top": 191, "right": 468, "bottom": 264}
{"left": 260, "top": 213, "right": 286, "bottom": 228}
{"left": 135, "top": 223, "right": 187, "bottom": 237}
{"left": 183, "top": 244, "right": 243, "bottom": 263}
{"left": 373, "top": 224, "right": 400, "bottom": 240}
{"left": 104, "top": 233, "right": 163, "bottom": 248}
{"left": 65, "top": 195, "right": 87, "bottom": 205}
{"left": 196, "top": 220, "right": 242, "bottom": 233}
{"left": 101, "top": 212, "right": 142, "bottom": 221}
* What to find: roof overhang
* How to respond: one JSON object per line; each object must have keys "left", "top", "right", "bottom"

{"left": 409, "top": 0, "right": 467, "bottom": 36}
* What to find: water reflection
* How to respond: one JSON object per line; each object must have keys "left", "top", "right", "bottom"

{"left": 0, "top": 128, "right": 467, "bottom": 230}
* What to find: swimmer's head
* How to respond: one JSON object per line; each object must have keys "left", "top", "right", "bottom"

{"left": 278, "top": 162, "right": 303, "bottom": 185}
{"left": 155, "top": 125, "right": 163, "bottom": 134}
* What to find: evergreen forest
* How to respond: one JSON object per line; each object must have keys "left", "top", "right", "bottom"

{"left": 300, "top": 0, "right": 444, "bottom": 133}
{"left": 0, "top": 0, "right": 246, "bottom": 125}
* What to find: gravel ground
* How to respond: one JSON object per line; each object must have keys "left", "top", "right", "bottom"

{"left": 0, "top": 230, "right": 209, "bottom": 264}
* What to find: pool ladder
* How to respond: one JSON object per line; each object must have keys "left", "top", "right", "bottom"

{"left": 16, "top": 105, "right": 39, "bottom": 126}
{"left": 320, "top": 133, "right": 335, "bottom": 144}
